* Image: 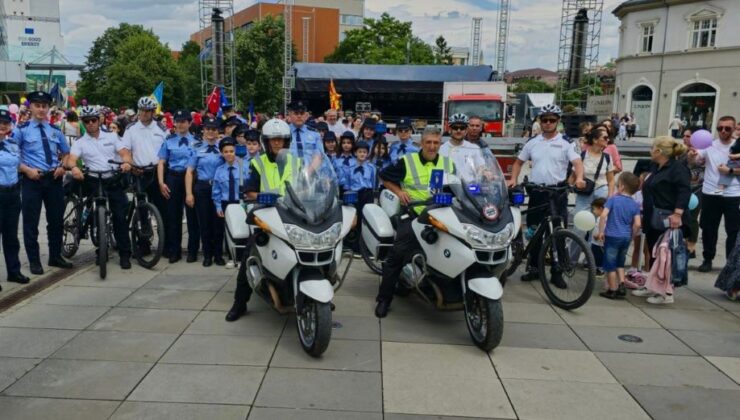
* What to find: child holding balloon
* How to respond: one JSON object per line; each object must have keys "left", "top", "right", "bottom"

{"left": 717, "top": 137, "right": 740, "bottom": 194}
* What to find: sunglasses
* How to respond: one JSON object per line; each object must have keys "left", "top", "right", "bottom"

{"left": 718, "top": 126, "right": 734, "bottom": 132}
{"left": 81, "top": 119, "right": 98, "bottom": 124}
{"left": 450, "top": 126, "right": 467, "bottom": 131}
{"left": 541, "top": 118, "right": 558, "bottom": 124}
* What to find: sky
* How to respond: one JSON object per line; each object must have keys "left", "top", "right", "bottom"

{"left": 58, "top": 0, "right": 625, "bottom": 73}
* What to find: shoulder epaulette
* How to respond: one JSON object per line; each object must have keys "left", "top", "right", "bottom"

{"left": 166, "top": 133, "right": 177, "bottom": 140}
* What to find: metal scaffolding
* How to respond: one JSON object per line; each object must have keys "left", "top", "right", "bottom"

{"left": 283, "top": 0, "right": 294, "bottom": 114}
{"left": 198, "top": 0, "right": 237, "bottom": 107}
{"left": 470, "top": 17, "right": 483, "bottom": 66}
{"left": 494, "top": 0, "right": 511, "bottom": 79}
{"left": 556, "top": 0, "right": 603, "bottom": 110}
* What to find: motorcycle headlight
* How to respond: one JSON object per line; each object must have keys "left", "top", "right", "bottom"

{"left": 462, "top": 223, "right": 514, "bottom": 248}
{"left": 284, "top": 222, "right": 342, "bottom": 250}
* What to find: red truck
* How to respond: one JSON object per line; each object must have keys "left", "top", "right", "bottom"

{"left": 443, "top": 82, "right": 507, "bottom": 137}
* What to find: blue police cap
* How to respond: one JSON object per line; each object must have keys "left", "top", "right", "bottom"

{"left": 203, "top": 117, "right": 220, "bottom": 128}
{"left": 219, "top": 136, "right": 237, "bottom": 150}
{"left": 323, "top": 131, "right": 337, "bottom": 142}
{"left": 355, "top": 141, "right": 370, "bottom": 151}
{"left": 28, "top": 91, "right": 52, "bottom": 104}
{"left": 397, "top": 117, "right": 412, "bottom": 129}
{"left": 0, "top": 109, "right": 12, "bottom": 123}
{"left": 173, "top": 109, "right": 192, "bottom": 122}
{"left": 288, "top": 100, "right": 308, "bottom": 112}
{"left": 340, "top": 131, "right": 356, "bottom": 142}
{"left": 245, "top": 129, "right": 260, "bottom": 141}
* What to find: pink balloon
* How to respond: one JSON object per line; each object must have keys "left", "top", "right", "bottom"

{"left": 8, "top": 104, "right": 19, "bottom": 114}
{"left": 690, "top": 129, "right": 713, "bottom": 150}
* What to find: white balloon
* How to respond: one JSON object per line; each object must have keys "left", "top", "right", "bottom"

{"left": 573, "top": 210, "right": 597, "bottom": 231}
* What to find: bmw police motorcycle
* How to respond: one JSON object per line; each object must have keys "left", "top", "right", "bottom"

{"left": 361, "top": 147, "right": 519, "bottom": 351}
{"left": 224, "top": 148, "right": 356, "bottom": 357}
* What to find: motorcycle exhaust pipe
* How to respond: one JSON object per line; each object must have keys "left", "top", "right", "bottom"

{"left": 268, "top": 283, "right": 292, "bottom": 315}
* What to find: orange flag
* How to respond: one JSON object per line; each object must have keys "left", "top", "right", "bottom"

{"left": 329, "top": 79, "right": 341, "bottom": 110}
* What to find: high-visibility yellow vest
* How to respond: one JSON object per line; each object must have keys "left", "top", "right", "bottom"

{"left": 401, "top": 153, "right": 453, "bottom": 214}
{"left": 250, "top": 153, "right": 298, "bottom": 195}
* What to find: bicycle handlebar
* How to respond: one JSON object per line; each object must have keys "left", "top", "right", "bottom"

{"left": 106, "top": 160, "right": 157, "bottom": 171}
{"left": 517, "top": 182, "right": 573, "bottom": 193}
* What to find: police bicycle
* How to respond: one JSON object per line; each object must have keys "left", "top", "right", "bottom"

{"left": 122, "top": 163, "right": 165, "bottom": 268}
{"left": 502, "top": 182, "right": 596, "bottom": 310}
{"left": 61, "top": 173, "right": 117, "bottom": 263}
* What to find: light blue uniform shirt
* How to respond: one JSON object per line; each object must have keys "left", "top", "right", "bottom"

{"left": 349, "top": 161, "right": 376, "bottom": 192}
{"left": 212, "top": 160, "right": 250, "bottom": 212}
{"left": 187, "top": 141, "right": 223, "bottom": 182}
{"left": 390, "top": 140, "right": 419, "bottom": 162}
{"left": 159, "top": 133, "right": 197, "bottom": 172}
{"left": 289, "top": 124, "right": 324, "bottom": 157}
{"left": 333, "top": 154, "right": 356, "bottom": 189}
{"left": 0, "top": 139, "right": 21, "bottom": 186}
{"left": 13, "top": 120, "right": 70, "bottom": 171}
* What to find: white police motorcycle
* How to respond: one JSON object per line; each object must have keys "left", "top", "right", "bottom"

{"left": 224, "top": 150, "right": 356, "bottom": 356}
{"left": 361, "top": 148, "right": 520, "bottom": 351}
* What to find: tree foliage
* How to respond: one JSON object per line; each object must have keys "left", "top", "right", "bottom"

{"left": 178, "top": 40, "right": 202, "bottom": 110}
{"left": 434, "top": 36, "right": 453, "bottom": 65}
{"left": 325, "top": 13, "right": 434, "bottom": 64}
{"left": 234, "top": 15, "right": 294, "bottom": 114}
{"left": 511, "top": 78, "right": 555, "bottom": 94}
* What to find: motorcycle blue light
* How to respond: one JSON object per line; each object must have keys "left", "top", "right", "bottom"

{"left": 467, "top": 184, "right": 481, "bottom": 195}
{"left": 235, "top": 145, "right": 248, "bottom": 158}
{"left": 512, "top": 192, "right": 525, "bottom": 206}
{"left": 343, "top": 191, "right": 358, "bottom": 205}
{"left": 434, "top": 193, "right": 453, "bottom": 206}
{"left": 257, "top": 193, "right": 279, "bottom": 205}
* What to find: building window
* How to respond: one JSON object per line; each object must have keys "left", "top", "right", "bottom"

{"left": 690, "top": 18, "right": 717, "bottom": 48}
{"left": 640, "top": 24, "right": 654, "bottom": 53}
{"left": 340, "top": 14, "right": 363, "bottom": 26}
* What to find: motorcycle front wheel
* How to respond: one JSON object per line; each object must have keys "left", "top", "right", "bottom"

{"left": 464, "top": 289, "right": 503, "bottom": 352}
{"left": 296, "top": 298, "right": 332, "bottom": 357}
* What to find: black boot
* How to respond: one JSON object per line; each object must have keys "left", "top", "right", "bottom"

{"left": 225, "top": 302, "right": 247, "bottom": 322}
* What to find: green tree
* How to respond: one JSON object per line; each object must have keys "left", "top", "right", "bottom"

{"left": 233, "top": 15, "right": 294, "bottom": 114}
{"left": 104, "top": 33, "right": 184, "bottom": 109}
{"left": 512, "top": 78, "right": 555, "bottom": 94}
{"left": 434, "top": 35, "right": 452, "bottom": 65}
{"left": 76, "top": 23, "right": 152, "bottom": 105}
{"left": 325, "top": 13, "right": 434, "bottom": 64}
{"left": 178, "top": 40, "right": 202, "bottom": 110}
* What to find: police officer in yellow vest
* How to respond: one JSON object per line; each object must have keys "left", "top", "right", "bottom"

{"left": 375, "top": 126, "right": 454, "bottom": 318}
{"left": 226, "top": 118, "right": 297, "bottom": 322}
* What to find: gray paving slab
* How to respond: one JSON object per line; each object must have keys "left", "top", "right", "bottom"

{"left": 110, "top": 401, "right": 250, "bottom": 420}
{"left": 705, "top": 356, "right": 740, "bottom": 383}
{"left": 0, "top": 396, "right": 119, "bottom": 420}
{"left": 0, "top": 357, "right": 40, "bottom": 391}
{"left": 0, "top": 327, "right": 78, "bottom": 358}
{"left": 51, "top": 331, "right": 178, "bottom": 363}
{"left": 625, "top": 384, "right": 740, "bottom": 420}
{"left": 627, "top": 288, "right": 723, "bottom": 311}
{"left": 64, "top": 267, "right": 158, "bottom": 288}
{"left": 183, "top": 310, "right": 286, "bottom": 337}
{"left": 204, "top": 291, "right": 273, "bottom": 312}
{"left": 335, "top": 278, "right": 380, "bottom": 297}
{"left": 500, "top": 322, "right": 587, "bottom": 350}
{"left": 32, "top": 285, "right": 133, "bottom": 307}
{"left": 128, "top": 363, "right": 265, "bottom": 405}
{"left": 328, "top": 315, "right": 380, "bottom": 341}
{"left": 162, "top": 263, "right": 233, "bottom": 277}
{"left": 596, "top": 352, "right": 740, "bottom": 390}
{"left": 384, "top": 415, "right": 506, "bottom": 420}
{"left": 555, "top": 305, "right": 661, "bottom": 328}
{"left": 502, "top": 302, "right": 565, "bottom": 324}
{"left": 670, "top": 330, "right": 740, "bottom": 357}
{"left": 382, "top": 342, "right": 516, "bottom": 419}
{"left": 492, "top": 347, "right": 617, "bottom": 383}
{"left": 255, "top": 367, "right": 382, "bottom": 412}
{"left": 118, "top": 288, "right": 216, "bottom": 310}
{"left": 4, "top": 359, "right": 152, "bottom": 400}
{"left": 143, "top": 274, "right": 230, "bottom": 291}
{"left": 89, "top": 307, "right": 199, "bottom": 334}
{"left": 271, "top": 337, "right": 381, "bottom": 372}
{"left": 573, "top": 326, "right": 697, "bottom": 355}
{"left": 641, "top": 308, "right": 740, "bottom": 332}
{"left": 501, "top": 282, "right": 548, "bottom": 304}
{"left": 160, "top": 334, "right": 277, "bottom": 366}
{"left": 380, "top": 316, "right": 471, "bottom": 346}
{"left": 0, "top": 304, "right": 109, "bottom": 330}
{"left": 503, "top": 378, "right": 650, "bottom": 420}
{"left": 331, "top": 294, "right": 377, "bottom": 318}
{"left": 248, "top": 407, "right": 382, "bottom": 420}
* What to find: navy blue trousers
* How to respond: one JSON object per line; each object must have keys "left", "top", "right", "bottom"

{"left": 21, "top": 176, "right": 64, "bottom": 263}
{"left": 0, "top": 185, "right": 22, "bottom": 276}
{"left": 165, "top": 172, "right": 200, "bottom": 257}
{"left": 194, "top": 181, "right": 222, "bottom": 259}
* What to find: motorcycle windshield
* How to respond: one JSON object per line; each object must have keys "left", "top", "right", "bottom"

{"left": 277, "top": 149, "right": 339, "bottom": 225}
{"left": 451, "top": 147, "right": 509, "bottom": 222}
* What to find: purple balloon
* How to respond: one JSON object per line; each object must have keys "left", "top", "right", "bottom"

{"left": 690, "top": 129, "right": 713, "bottom": 150}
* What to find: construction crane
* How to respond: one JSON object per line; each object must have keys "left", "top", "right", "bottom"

{"left": 470, "top": 17, "right": 482, "bottom": 66}
{"left": 494, "top": 0, "right": 511, "bottom": 80}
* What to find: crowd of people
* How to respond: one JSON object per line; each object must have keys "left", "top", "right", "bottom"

{"left": 0, "top": 91, "right": 738, "bottom": 310}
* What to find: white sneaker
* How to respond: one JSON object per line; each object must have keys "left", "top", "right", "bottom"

{"left": 631, "top": 288, "right": 653, "bottom": 297}
{"left": 225, "top": 260, "right": 236, "bottom": 269}
{"left": 647, "top": 294, "right": 674, "bottom": 304}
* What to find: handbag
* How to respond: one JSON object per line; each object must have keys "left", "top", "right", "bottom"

{"left": 574, "top": 152, "right": 606, "bottom": 196}
{"left": 650, "top": 208, "right": 673, "bottom": 231}
{"left": 669, "top": 229, "right": 688, "bottom": 287}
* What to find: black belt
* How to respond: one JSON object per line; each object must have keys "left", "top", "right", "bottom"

{"left": 168, "top": 170, "right": 187, "bottom": 176}
{"left": 0, "top": 183, "right": 19, "bottom": 192}
{"left": 196, "top": 180, "right": 213, "bottom": 186}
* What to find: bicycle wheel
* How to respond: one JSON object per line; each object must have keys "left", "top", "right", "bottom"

{"left": 131, "top": 202, "right": 164, "bottom": 268}
{"left": 62, "top": 196, "right": 81, "bottom": 259}
{"left": 500, "top": 231, "right": 524, "bottom": 284}
{"left": 97, "top": 206, "right": 108, "bottom": 279}
{"left": 538, "top": 229, "right": 595, "bottom": 310}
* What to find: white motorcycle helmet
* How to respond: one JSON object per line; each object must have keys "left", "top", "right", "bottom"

{"left": 79, "top": 105, "right": 100, "bottom": 118}
{"left": 137, "top": 96, "right": 157, "bottom": 111}
{"left": 261, "top": 118, "right": 291, "bottom": 156}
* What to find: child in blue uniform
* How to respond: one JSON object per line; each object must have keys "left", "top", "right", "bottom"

{"left": 323, "top": 131, "right": 338, "bottom": 160}
{"left": 334, "top": 131, "right": 356, "bottom": 194}
{"left": 212, "top": 138, "right": 249, "bottom": 268}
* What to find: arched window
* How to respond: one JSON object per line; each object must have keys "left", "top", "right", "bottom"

{"left": 630, "top": 85, "right": 653, "bottom": 137}
{"left": 676, "top": 83, "right": 716, "bottom": 131}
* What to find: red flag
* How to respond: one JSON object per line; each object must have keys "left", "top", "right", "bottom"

{"left": 329, "top": 79, "right": 341, "bottom": 110}
{"left": 206, "top": 87, "right": 220, "bottom": 115}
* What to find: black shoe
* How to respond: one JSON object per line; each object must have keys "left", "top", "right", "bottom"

{"left": 120, "top": 256, "right": 131, "bottom": 270}
{"left": 550, "top": 273, "right": 567, "bottom": 289}
{"left": 202, "top": 257, "right": 213, "bottom": 267}
{"left": 616, "top": 283, "right": 627, "bottom": 298}
{"left": 698, "top": 260, "right": 712, "bottom": 272}
{"left": 521, "top": 269, "right": 539, "bottom": 282}
{"left": 29, "top": 262, "right": 43, "bottom": 275}
{"left": 186, "top": 253, "right": 197, "bottom": 263}
{"left": 48, "top": 257, "right": 73, "bottom": 269}
{"left": 162, "top": 250, "right": 170, "bottom": 259}
{"left": 375, "top": 299, "right": 391, "bottom": 318}
{"left": 688, "top": 250, "right": 696, "bottom": 259}
{"left": 225, "top": 303, "right": 247, "bottom": 322}
{"left": 599, "top": 289, "right": 618, "bottom": 300}
{"left": 169, "top": 255, "right": 181, "bottom": 264}
{"left": 214, "top": 257, "right": 226, "bottom": 266}
{"left": 7, "top": 273, "right": 30, "bottom": 284}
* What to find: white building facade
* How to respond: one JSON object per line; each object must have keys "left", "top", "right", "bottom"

{"left": 1, "top": 0, "right": 63, "bottom": 62}
{"left": 612, "top": 0, "right": 740, "bottom": 138}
